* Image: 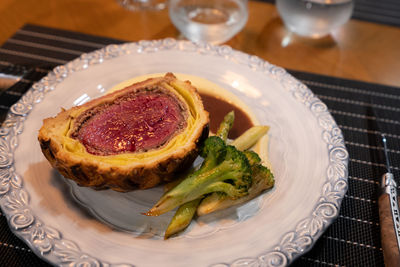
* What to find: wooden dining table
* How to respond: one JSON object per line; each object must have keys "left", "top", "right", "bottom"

{"left": 1, "top": 0, "right": 399, "bottom": 87}
{"left": 1, "top": 1, "right": 400, "bottom": 267}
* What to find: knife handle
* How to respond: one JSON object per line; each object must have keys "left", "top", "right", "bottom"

{"left": 379, "top": 193, "right": 400, "bottom": 267}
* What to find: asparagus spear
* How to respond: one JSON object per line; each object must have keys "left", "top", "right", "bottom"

{"left": 164, "top": 198, "right": 202, "bottom": 239}
{"left": 231, "top": 125, "right": 269, "bottom": 151}
{"left": 216, "top": 111, "right": 235, "bottom": 141}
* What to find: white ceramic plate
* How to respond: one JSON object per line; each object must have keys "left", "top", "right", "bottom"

{"left": 0, "top": 39, "right": 348, "bottom": 267}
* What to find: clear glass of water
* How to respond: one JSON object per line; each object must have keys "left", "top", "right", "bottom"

{"left": 277, "top": 0, "right": 354, "bottom": 38}
{"left": 117, "top": 0, "right": 166, "bottom": 11}
{"left": 168, "top": 0, "right": 248, "bottom": 44}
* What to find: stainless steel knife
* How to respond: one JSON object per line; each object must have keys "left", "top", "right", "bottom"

{"left": 379, "top": 134, "right": 400, "bottom": 267}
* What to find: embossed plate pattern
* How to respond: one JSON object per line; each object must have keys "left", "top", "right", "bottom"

{"left": 0, "top": 39, "right": 348, "bottom": 267}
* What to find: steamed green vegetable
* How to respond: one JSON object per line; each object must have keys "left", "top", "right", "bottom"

{"left": 196, "top": 130, "right": 274, "bottom": 216}
{"left": 145, "top": 111, "right": 274, "bottom": 239}
{"left": 216, "top": 111, "right": 235, "bottom": 141}
{"left": 197, "top": 155, "right": 274, "bottom": 216}
{"left": 162, "top": 111, "right": 236, "bottom": 238}
{"left": 231, "top": 125, "right": 269, "bottom": 151}
{"left": 164, "top": 198, "right": 202, "bottom": 239}
{"left": 146, "top": 136, "right": 252, "bottom": 216}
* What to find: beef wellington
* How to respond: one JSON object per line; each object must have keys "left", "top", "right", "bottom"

{"left": 38, "top": 73, "right": 209, "bottom": 191}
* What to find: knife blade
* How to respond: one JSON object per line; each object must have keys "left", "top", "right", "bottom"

{"left": 378, "top": 134, "right": 400, "bottom": 267}
{"left": 0, "top": 63, "right": 29, "bottom": 93}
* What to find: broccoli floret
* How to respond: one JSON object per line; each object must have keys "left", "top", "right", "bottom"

{"left": 251, "top": 164, "right": 274, "bottom": 189}
{"left": 244, "top": 151, "right": 273, "bottom": 188}
{"left": 146, "top": 136, "right": 252, "bottom": 216}
{"left": 243, "top": 150, "right": 261, "bottom": 166}
{"left": 244, "top": 151, "right": 274, "bottom": 191}
{"left": 197, "top": 136, "right": 226, "bottom": 172}
{"left": 197, "top": 159, "right": 274, "bottom": 216}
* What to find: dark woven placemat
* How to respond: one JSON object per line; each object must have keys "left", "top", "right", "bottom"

{"left": 1, "top": 24, "right": 399, "bottom": 267}
{"left": 259, "top": 0, "right": 400, "bottom": 28}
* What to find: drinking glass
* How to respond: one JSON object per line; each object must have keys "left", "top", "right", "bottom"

{"left": 168, "top": 0, "right": 248, "bottom": 44}
{"left": 277, "top": 0, "right": 354, "bottom": 38}
{"left": 117, "top": 0, "right": 166, "bottom": 11}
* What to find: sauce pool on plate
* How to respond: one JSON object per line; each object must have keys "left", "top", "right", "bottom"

{"left": 199, "top": 93, "right": 253, "bottom": 139}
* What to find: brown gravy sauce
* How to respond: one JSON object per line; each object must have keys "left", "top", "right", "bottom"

{"left": 200, "top": 93, "right": 254, "bottom": 139}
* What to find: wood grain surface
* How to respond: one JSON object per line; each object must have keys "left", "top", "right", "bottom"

{"left": 0, "top": 0, "right": 400, "bottom": 86}
{"left": 379, "top": 194, "right": 400, "bottom": 267}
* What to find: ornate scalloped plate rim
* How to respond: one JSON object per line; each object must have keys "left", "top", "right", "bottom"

{"left": 0, "top": 38, "right": 348, "bottom": 267}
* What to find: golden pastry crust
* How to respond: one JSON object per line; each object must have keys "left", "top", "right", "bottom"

{"left": 38, "top": 73, "right": 209, "bottom": 191}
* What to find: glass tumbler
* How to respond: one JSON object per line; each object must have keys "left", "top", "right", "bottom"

{"left": 168, "top": 0, "right": 248, "bottom": 44}
{"left": 277, "top": 0, "right": 354, "bottom": 38}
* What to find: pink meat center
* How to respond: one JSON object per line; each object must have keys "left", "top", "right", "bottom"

{"left": 76, "top": 93, "right": 185, "bottom": 155}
